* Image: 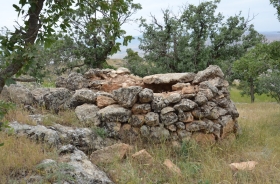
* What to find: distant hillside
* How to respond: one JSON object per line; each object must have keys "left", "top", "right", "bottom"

{"left": 111, "top": 32, "right": 280, "bottom": 59}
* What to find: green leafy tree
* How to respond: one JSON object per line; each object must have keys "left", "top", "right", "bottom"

{"left": 0, "top": 0, "right": 141, "bottom": 93}
{"left": 135, "top": 0, "right": 264, "bottom": 76}
{"left": 64, "top": 0, "right": 141, "bottom": 69}
{"left": 270, "top": 0, "right": 280, "bottom": 21}
{"left": 233, "top": 42, "right": 280, "bottom": 103}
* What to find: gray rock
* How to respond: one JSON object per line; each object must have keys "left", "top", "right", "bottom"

{"left": 140, "top": 125, "right": 150, "bottom": 137}
{"left": 199, "top": 88, "right": 214, "bottom": 100}
{"left": 195, "top": 93, "right": 208, "bottom": 106}
{"left": 130, "top": 115, "right": 145, "bottom": 127}
{"left": 9, "top": 121, "right": 60, "bottom": 146}
{"left": 143, "top": 73, "right": 195, "bottom": 84}
{"left": 151, "top": 96, "right": 168, "bottom": 113}
{"left": 160, "top": 111, "right": 178, "bottom": 126}
{"left": 199, "top": 81, "right": 219, "bottom": 94}
{"left": 167, "top": 124, "right": 177, "bottom": 132}
{"left": 43, "top": 88, "right": 72, "bottom": 113}
{"left": 104, "top": 122, "right": 122, "bottom": 138}
{"left": 193, "top": 65, "right": 224, "bottom": 84}
{"left": 165, "top": 93, "right": 181, "bottom": 104}
{"left": 75, "top": 104, "right": 100, "bottom": 126}
{"left": 145, "top": 112, "right": 160, "bottom": 126}
{"left": 69, "top": 89, "right": 97, "bottom": 108}
{"left": 55, "top": 76, "right": 67, "bottom": 88}
{"left": 175, "top": 122, "right": 186, "bottom": 130}
{"left": 174, "top": 99, "right": 198, "bottom": 112}
{"left": 216, "top": 97, "right": 230, "bottom": 108}
{"left": 97, "top": 105, "right": 132, "bottom": 123}
{"left": 177, "top": 130, "right": 192, "bottom": 140}
{"left": 5, "top": 84, "right": 34, "bottom": 105}
{"left": 178, "top": 111, "right": 193, "bottom": 123}
{"left": 161, "top": 107, "right": 175, "bottom": 115}
{"left": 65, "top": 72, "right": 88, "bottom": 91}
{"left": 226, "top": 100, "right": 239, "bottom": 118}
{"left": 112, "top": 86, "right": 142, "bottom": 108}
{"left": 150, "top": 126, "right": 170, "bottom": 141}
{"left": 58, "top": 145, "right": 114, "bottom": 184}
{"left": 132, "top": 104, "right": 151, "bottom": 114}
{"left": 138, "top": 88, "right": 154, "bottom": 103}
{"left": 31, "top": 88, "right": 50, "bottom": 106}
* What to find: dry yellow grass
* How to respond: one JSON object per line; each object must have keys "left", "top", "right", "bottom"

{"left": 1, "top": 102, "right": 280, "bottom": 183}
{"left": 0, "top": 132, "right": 56, "bottom": 182}
{"left": 98, "top": 103, "right": 280, "bottom": 184}
{"left": 3, "top": 107, "right": 37, "bottom": 126}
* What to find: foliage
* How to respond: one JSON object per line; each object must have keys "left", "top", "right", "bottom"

{"left": 270, "top": 0, "right": 280, "bottom": 21}
{"left": 233, "top": 41, "right": 280, "bottom": 103}
{"left": 0, "top": 0, "right": 141, "bottom": 93}
{"left": 92, "top": 126, "right": 108, "bottom": 139}
{"left": 36, "top": 162, "right": 75, "bottom": 183}
{"left": 134, "top": 0, "right": 264, "bottom": 76}
{"left": 259, "top": 70, "right": 280, "bottom": 102}
{"left": 0, "top": 100, "right": 15, "bottom": 146}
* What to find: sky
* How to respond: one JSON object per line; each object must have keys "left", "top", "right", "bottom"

{"left": 0, "top": 0, "right": 280, "bottom": 58}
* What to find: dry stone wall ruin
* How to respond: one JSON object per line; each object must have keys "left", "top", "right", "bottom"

{"left": 2, "top": 65, "right": 239, "bottom": 144}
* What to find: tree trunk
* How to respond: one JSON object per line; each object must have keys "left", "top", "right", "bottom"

{"left": 0, "top": 0, "right": 45, "bottom": 94}
{"left": 250, "top": 78, "right": 255, "bottom": 103}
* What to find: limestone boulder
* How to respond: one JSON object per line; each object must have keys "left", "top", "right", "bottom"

{"left": 75, "top": 104, "right": 100, "bottom": 126}
{"left": 151, "top": 96, "right": 168, "bottom": 113}
{"left": 130, "top": 115, "right": 145, "bottom": 127}
{"left": 5, "top": 84, "right": 34, "bottom": 105}
{"left": 160, "top": 107, "right": 178, "bottom": 126}
{"left": 150, "top": 126, "right": 170, "bottom": 141}
{"left": 113, "top": 86, "right": 142, "bottom": 108}
{"left": 31, "top": 88, "right": 50, "bottom": 106}
{"left": 174, "top": 99, "right": 198, "bottom": 112}
{"left": 193, "top": 65, "right": 224, "bottom": 84}
{"left": 90, "top": 143, "right": 131, "bottom": 165}
{"left": 143, "top": 73, "right": 195, "bottom": 84}
{"left": 178, "top": 111, "right": 194, "bottom": 123}
{"left": 60, "top": 72, "right": 88, "bottom": 91}
{"left": 43, "top": 88, "right": 72, "bottom": 112}
{"left": 138, "top": 88, "right": 154, "bottom": 103}
{"left": 132, "top": 104, "right": 151, "bottom": 114}
{"left": 132, "top": 149, "right": 154, "bottom": 165}
{"left": 69, "top": 89, "right": 97, "bottom": 108}
{"left": 145, "top": 112, "right": 160, "bottom": 126}
{"left": 98, "top": 105, "right": 131, "bottom": 123}
{"left": 96, "top": 95, "right": 117, "bottom": 108}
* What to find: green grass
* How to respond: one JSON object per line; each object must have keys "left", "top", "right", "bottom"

{"left": 230, "top": 86, "right": 276, "bottom": 103}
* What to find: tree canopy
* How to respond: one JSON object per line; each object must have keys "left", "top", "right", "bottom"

{"left": 126, "top": 0, "right": 265, "bottom": 77}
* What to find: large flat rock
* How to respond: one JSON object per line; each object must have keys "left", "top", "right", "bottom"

{"left": 143, "top": 73, "right": 195, "bottom": 84}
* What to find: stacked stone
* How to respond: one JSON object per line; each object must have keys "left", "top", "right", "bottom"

{"left": 1, "top": 65, "right": 239, "bottom": 143}
{"left": 94, "top": 65, "right": 239, "bottom": 143}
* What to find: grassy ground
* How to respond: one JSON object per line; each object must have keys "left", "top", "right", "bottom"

{"left": 230, "top": 87, "right": 276, "bottom": 103}
{"left": 1, "top": 86, "right": 280, "bottom": 183}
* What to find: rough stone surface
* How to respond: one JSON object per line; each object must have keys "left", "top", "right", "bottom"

{"left": 130, "top": 115, "right": 145, "bottom": 127}
{"left": 90, "top": 143, "right": 130, "bottom": 165}
{"left": 96, "top": 95, "right": 117, "bottom": 108}
{"left": 43, "top": 88, "right": 72, "bottom": 112}
{"left": 138, "top": 88, "right": 154, "bottom": 103}
{"left": 163, "top": 159, "right": 182, "bottom": 175}
{"left": 160, "top": 111, "right": 178, "bottom": 126}
{"left": 150, "top": 126, "right": 170, "bottom": 141}
{"left": 57, "top": 145, "right": 114, "bottom": 184}
{"left": 98, "top": 105, "right": 131, "bottom": 123}
{"left": 132, "top": 104, "right": 151, "bottom": 114}
{"left": 75, "top": 104, "right": 100, "bottom": 126}
{"left": 112, "top": 86, "right": 142, "bottom": 108}
{"left": 151, "top": 96, "right": 168, "bottom": 113}
{"left": 178, "top": 111, "right": 194, "bottom": 123}
{"left": 174, "top": 99, "right": 198, "bottom": 112}
{"left": 193, "top": 65, "right": 224, "bottom": 84}
{"left": 132, "top": 149, "right": 154, "bottom": 165}
{"left": 31, "top": 88, "right": 50, "bottom": 106}
{"left": 192, "top": 132, "right": 216, "bottom": 144}
{"left": 9, "top": 121, "right": 113, "bottom": 152}
{"left": 172, "top": 83, "right": 190, "bottom": 91}
{"left": 145, "top": 112, "right": 160, "bottom": 126}
{"left": 63, "top": 72, "right": 88, "bottom": 91}
{"left": 69, "top": 89, "right": 96, "bottom": 108}
{"left": 143, "top": 73, "right": 195, "bottom": 84}
{"left": 5, "top": 84, "right": 34, "bottom": 105}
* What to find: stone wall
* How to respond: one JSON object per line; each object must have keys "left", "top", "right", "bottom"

{"left": 2, "top": 65, "right": 239, "bottom": 144}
